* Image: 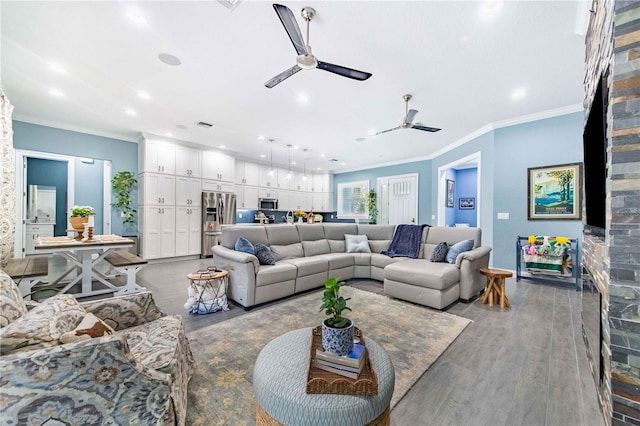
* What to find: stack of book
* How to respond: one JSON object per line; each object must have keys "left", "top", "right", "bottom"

{"left": 313, "top": 344, "right": 366, "bottom": 379}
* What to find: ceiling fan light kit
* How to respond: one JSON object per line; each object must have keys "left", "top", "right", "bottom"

{"left": 265, "top": 4, "right": 372, "bottom": 88}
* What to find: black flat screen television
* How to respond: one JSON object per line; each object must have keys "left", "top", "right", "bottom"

{"left": 582, "top": 68, "right": 609, "bottom": 238}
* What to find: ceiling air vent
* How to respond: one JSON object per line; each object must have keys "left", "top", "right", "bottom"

{"left": 196, "top": 121, "right": 214, "bottom": 129}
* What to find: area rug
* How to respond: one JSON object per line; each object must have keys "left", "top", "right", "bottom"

{"left": 185, "top": 286, "right": 471, "bottom": 425}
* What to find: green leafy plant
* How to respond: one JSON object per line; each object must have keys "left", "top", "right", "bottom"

{"left": 71, "top": 205, "right": 94, "bottom": 217}
{"left": 111, "top": 171, "right": 138, "bottom": 225}
{"left": 368, "top": 189, "right": 377, "bottom": 225}
{"left": 319, "top": 277, "right": 351, "bottom": 328}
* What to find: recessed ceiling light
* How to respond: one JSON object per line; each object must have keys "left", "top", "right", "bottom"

{"left": 260, "top": 154, "right": 266, "bottom": 158}
{"left": 48, "top": 62, "right": 66, "bottom": 74}
{"left": 258, "top": 135, "right": 265, "bottom": 140}
{"left": 320, "top": 153, "right": 326, "bottom": 157}
{"left": 137, "top": 91, "right": 151, "bottom": 100}
{"left": 341, "top": 162, "right": 346, "bottom": 166}
{"left": 219, "top": 145, "right": 226, "bottom": 149}
{"left": 165, "top": 132, "right": 173, "bottom": 137}
{"left": 367, "top": 129, "right": 376, "bottom": 136}
{"left": 297, "top": 93, "right": 309, "bottom": 104}
{"left": 48, "top": 89, "right": 64, "bottom": 98}
{"left": 158, "top": 53, "right": 181, "bottom": 66}
{"left": 511, "top": 88, "right": 528, "bottom": 100}
{"left": 125, "top": 108, "right": 137, "bottom": 116}
{"left": 127, "top": 10, "right": 147, "bottom": 25}
{"left": 316, "top": 167, "right": 322, "bottom": 171}
{"left": 292, "top": 161, "right": 297, "bottom": 165}
{"left": 461, "top": 35, "right": 470, "bottom": 43}
{"left": 480, "top": 0, "right": 504, "bottom": 18}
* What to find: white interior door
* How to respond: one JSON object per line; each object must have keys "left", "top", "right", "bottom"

{"left": 377, "top": 173, "right": 418, "bottom": 225}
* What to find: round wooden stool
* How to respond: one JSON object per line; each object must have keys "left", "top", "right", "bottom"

{"left": 479, "top": 268, "right": 513, "bottom": 309}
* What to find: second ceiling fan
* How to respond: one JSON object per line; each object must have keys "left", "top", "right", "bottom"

{"left": 374, "top": 94, "right": 442, "bottom": 136}
{"left": 265, "top": 4, "right": 372, "bottom": 88}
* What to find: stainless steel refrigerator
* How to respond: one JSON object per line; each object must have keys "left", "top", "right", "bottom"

{"left": 201, "top": 191, "right": 236, "bottom": 258}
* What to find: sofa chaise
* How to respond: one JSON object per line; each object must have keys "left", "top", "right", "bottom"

{"left": 212, "top": 223, "right": 491, "bottom": 310}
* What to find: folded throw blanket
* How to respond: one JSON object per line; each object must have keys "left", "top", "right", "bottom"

{"left": 382, "top": 224, "right": 427, "bottom": 258}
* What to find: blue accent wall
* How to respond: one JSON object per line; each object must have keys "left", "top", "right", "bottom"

{"left": 26, "top": 158, "right": 67, "bottom": 236}
{"left": 13, "top": 121, "right": 138, "bottom": 236}
{"left": 334, "top": 111, "right": 583, "bottom": 269}
{"left": 333, "top": 160, "right": 432, "bottom": 225}
{"left": 454, "top": 168, "right": 477, "bottom": 227}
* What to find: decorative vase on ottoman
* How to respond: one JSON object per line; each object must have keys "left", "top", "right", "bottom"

{"left": 321, "top": 319, "right": 354, "bottom": 356}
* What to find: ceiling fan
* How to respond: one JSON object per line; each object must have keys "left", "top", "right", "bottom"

{"left": 265, "top": 4, "right": 372, "bottom": 88}
{"left": 374, "top": 94, "right": 442, "bottom": 135}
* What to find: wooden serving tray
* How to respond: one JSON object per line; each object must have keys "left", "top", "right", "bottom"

{"left": 306, "top": 326, "right": 378, "bottom": 395}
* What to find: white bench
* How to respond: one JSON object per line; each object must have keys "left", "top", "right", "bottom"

{"left": 104, "top": 250, "right": 148, "bottom": 295}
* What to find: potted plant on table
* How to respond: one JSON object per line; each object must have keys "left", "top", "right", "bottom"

{"left": 319, "top": 277, "right": 354, "bottom": 356}
{"left": 69, "top": 205, "right": 94, "bottom": 229}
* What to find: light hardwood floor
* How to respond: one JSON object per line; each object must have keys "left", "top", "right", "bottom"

{"left": 52, "top": 257, "right": 606, "bottom": 425}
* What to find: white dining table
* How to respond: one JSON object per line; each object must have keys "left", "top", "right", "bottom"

{"left": 34, "top": 234, "right": 135, "bottom": 298}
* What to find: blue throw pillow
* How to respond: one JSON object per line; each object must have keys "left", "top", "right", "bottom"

{"left": 430, "top": 242, "right": 449, "bottom": 262}
{"left": 446, "top": 239, "right": 474, "bottom": 264}
{"left": 235, "top": 237, "right": 255, "bottom": 255}
{"left": 254, "top": 243, "right": 275, "bottom": 265}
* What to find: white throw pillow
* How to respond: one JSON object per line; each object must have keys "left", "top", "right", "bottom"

{"left": 345, "top": 234, "right": 371, "bottom": 253}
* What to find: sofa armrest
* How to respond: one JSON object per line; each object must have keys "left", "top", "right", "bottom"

{"left": 0, "top": 334, "right": 175, "bottom": 424}
{"left": 81, "top": 291, "right": 165, "bottom": 331}
{"left": 212, "top": 245, "right": 259, "bottom": 270}
{"left": 457, "top": 246, "right": 492, "bottom": 300}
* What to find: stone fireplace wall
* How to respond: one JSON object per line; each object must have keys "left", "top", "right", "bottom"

{"left": 583, "top": 0, "right": 640, "bottom": 425}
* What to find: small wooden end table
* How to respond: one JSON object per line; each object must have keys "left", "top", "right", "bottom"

{"left": 186, "top": 269, "right": 229, "bottom": 314}
{"left": 479, "top": 267, "right": 513, "bottom": 309}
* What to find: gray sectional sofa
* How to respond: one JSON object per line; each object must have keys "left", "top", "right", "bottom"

{"left": 212, "top": 223, "right": 492, "bottom": 310}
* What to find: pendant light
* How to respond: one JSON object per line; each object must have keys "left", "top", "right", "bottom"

{"left": 268, "top": 139, "right": 275, "bottom": 177}
{"left": 302, "top": 148, "right": 308, "bottom": 181}
{"left": 286, "top": 144, "right": 293, "bottom": 179}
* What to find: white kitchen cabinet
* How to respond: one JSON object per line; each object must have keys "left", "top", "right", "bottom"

{"left": 175, "top": 146, "right": 201, "bottom": 177}
{"left": 139, "top": 139, "right": 175, "bottom": 175}
{"left": 202, "top": 151, "right": 235, "bottom": 182}
{"left": 176, "top": 176, "right": 202, "bottom": 206}
{"left": 25, "top": 223, "right": 54, "bottom": 255}
{"left": 291, "top": 191, "right": 311, "bottom": 211}
{"left": 202, "top": 180, "right": 234, "bottom": 193}
{"left": 237, "top": 185, "right": 259, "bottom": 209}
{"left": 277, "top": 168, "right": 292, "bottom": 190}
{"left": 277, "top": 189, "right": 291, "bottom": 211}
{"left": 322, "top": 192, "right": 334, "bottom": 212}
{"left": 311, "top": 173, "right": 333, "bottom": 192}
{"left": 291, "top": 173, "right": 310, "bottom": 192}
{"left": 235, "top": 160, "right": 261, "bottom": 186}
{"left": 259, "top": 165, "right": 277, "bottom": 188}
{"left": 175, "top": 206, "right": 201, "bottom": 256}
{"left": 258, "top": 188, "right": 278, "bottom": 200}
{"left": 139, "top": 206, "right": 175, "bottom": 259}
{"left": 311, "top": 174, "right": 324, "bottom": 192}
{"left": 140, "top": 173, "right": 175, "bottom": 206}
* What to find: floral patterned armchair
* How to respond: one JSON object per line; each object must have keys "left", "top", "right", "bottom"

{"left": 0, "top": 269, "right": 195, "bottom": 425}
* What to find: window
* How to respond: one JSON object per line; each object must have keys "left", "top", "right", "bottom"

{"left": 337, "top": 180, "right": 369, "bottom": 219}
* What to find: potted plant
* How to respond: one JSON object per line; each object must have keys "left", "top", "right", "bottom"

{"left": 367, "top": 189, "right": 377, "bottom": 224}
{"left": 111, "top": 171, "right": 138, "bottom": 253}
{"left": 319, "top": 277, "right": 354, "bottom": 356}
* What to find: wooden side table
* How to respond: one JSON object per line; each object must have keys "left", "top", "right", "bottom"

{"left": 479, "top": 267, "right": 513, "bottom": 309}
{"left": 186, "top": 269, "right": 229, "bottom": 314}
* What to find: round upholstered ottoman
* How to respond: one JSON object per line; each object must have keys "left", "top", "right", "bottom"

{"left": 253, "top": 327, "right": 395, "bottom": 426}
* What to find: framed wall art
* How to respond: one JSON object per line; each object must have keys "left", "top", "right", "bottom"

{"left": 446, "top": 179, "right": 455, "bottom": 208}
{"left": 459, "top": 197, "right": 475, "bottom": 210}
{"left": 527, "top": 162, "right": 582, "bottom": 220}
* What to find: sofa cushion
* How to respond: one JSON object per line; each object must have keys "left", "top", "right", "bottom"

{"left": 0, "top": 270, "right": 28, "bottom": 328}
{"left": 369, "top": 240, "right": 391, "bottom": 253}
{"left": 320, "top": 253, "right": 354, "bottom": 269}
{"left": 426, "top": 226, "right": 481, "bottom": 248}
{"left": 235, "top": 237, "right": 255, "bottom": 255}
{"left": 265, "top": 224, "right": 301, "bottom": 245}
{"left": 345, "top": 234, "right": 371, "bottom": 253}
{"left": 282, "top": 257, "right": 329, "bottom": 277}
{"left": 302, "top": 240, "right": 330, "bottom": 257}
{"left": 323, "top": 224, "right": 357, "bottom": 240}
{"left": 255, "top": 243, "right": 276, "bottom": 265}
{"left": 271, "top": 243, "right": 304, "bottom": 261}
{"left": 60, "top": 312, "right": 115, "bottom": 344}
{"left": 430, "top": 242, "right": 449, "bottom": 262}
{"left": 446, "top": 239, "right": 475, "bottom": 264}
{"left": 256, "top": 263, "right": 298, "bottom": 287}
{"left": 296, "top": 224, "right": 326, "bottom": 241}
{"left": 370, "top": 253, "right": 408, "bottom": 269}
{"left": 357, "top": 224, "right": 396, "bottom": 240}
{"left": 120, "top": 314, "right": 184, "bottom": 374}
{"left": 0, "top": 294, "right": 86, "bottom": 355}
{"left": 222, "top": 226, "right": 269, "bottom": 249}
{"left": 385, "top": 259, "right": 460, "bottom": 290}
{"left": 328, "top": 240, "right": 346, "bottom": 253}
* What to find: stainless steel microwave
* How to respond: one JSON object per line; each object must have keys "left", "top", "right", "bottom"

{"left": 258, "top": 198, "right": 278, "bottom": 210}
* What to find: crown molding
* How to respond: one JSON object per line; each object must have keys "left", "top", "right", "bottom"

{"left": 12, "top": 115, "right": 139, "bottom": 143}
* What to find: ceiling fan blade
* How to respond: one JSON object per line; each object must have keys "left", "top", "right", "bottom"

{"left": 411, "top": 124, "right": 442, "bottom": 132}
{"left": 404, "top": 109, "right": 418, "bottom": 125}
{"left": 273, "top": 4, "right": 307, "bottom": 56}
{"left": 374, "top": 126, "right": 401, "bottom": 136}
{"left": 317, "top": 61, "right": 372, "bottom": 81}
{"left": 264, "top": 65, "right": 302, "bottom": 88}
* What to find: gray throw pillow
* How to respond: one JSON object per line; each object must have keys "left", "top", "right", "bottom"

{"left": 446, "top": 239, "right": 474, "bottom": 264}
{"left": 235, "top": 237, "right": 255, "bottom": 255}
{"left": 255, "top": 243, "right": 275, "bottom": 265}
{"left": 345, "top": 234, "right": 371, "bottom": 253}
{"left": 430, "top": 242, "right": 449, "bottom": 262}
